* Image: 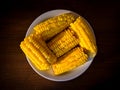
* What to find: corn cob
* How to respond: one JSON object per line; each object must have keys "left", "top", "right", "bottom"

{"left": 52, "top": 47, "right": 88, "bottom": 75}
{"left": 75, "top": 16, "right": 96, "bottom": 45}
{"left": 20, "top": 37, "right": 50, "bottom": 70}
{"left": 30, "top": 33, "right": 57, "bottom": 64}
{"left": 20, "top": 33, "right": 57, "bottom": 69}
{"left": 70, "top": 17, "right": 97, "bottom": 57}
{"left": 47, "top": 28, "right": 79, "bottom": 57}
{"left": 34, "top": 13, "right": 76, "bottom": 41}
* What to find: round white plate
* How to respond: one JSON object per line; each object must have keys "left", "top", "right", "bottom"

{"left": 25, "top": 9, "right": 96, "bottom": 82}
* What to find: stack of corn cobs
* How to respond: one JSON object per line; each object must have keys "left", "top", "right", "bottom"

{"left": 20, "top": 13, "right": 97, "bottom": 75}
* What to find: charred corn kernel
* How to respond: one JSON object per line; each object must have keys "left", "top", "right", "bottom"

{"left": 27, "top": 33, "right": 57, "bottom": 64}
{"left": 70, "top": 17, "right": 97, "bottom": 57}
{"left": 20, "top": 38, "right": 50, "bottom": 70}
{"left": 47, "top": 28, "right": 79, "bottom": 57}
{"left": 52, "top": 47, "right": 88, "bottom": 75}
{"left": 34, "top": 13, "right": 76, "bottom": 40}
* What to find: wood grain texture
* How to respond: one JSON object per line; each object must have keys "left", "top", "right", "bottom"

{"left": 0, "top": 0, "right": 119, "bottom": 90}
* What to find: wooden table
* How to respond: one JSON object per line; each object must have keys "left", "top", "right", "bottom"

{"left": 0, "top": 1, "right": 119, "bottom": 89}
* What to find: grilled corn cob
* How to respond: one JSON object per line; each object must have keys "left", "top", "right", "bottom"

{"left": 52, "top": 47, "right": 88, "bottom": 75}
{"left": 34, "top": 13, "right": 76, "bottom": 40}
{"left": 47, "top": 28, "right": 79, "bottom": 57}
{"left": 70, "top": 17, "right": 97, "bottom": 57}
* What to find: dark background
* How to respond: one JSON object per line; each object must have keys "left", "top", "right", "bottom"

{"left": 0, "top": 0, "right": 120, "bottom": 90}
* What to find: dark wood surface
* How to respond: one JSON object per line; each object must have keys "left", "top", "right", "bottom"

{"left": 0, "top": 0, "right": 120, "bottom": 90}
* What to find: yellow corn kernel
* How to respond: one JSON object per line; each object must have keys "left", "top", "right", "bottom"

{"left": 27, "top": 33, "right": 57, "bottom": 64}
{"left": 47, "top": 28, "right": 79, "bottom": 57}
{"left": 34, "top": 13, "right": 76, "bottom": 40}
{"left": 70, "top": 17, "right": 97, "bottom": 57}
{"left": 20, "top": 39, "right": 50, "bottom": 70}
{"left": 52, "top": 47, "right": 88, "bottom": 75}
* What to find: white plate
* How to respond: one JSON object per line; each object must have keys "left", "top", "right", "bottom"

{"left": 25, "top": 9, "right": 96, "bottom": 82}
